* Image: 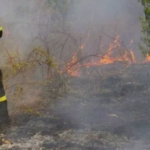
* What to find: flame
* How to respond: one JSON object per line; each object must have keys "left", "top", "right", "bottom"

{"left": 79, "top": 44, "right": 86, "bottom": 50}
{"left": 66, "top": 52, "right": 81, "bottom": 76}
{"left": 129, "top": 39, "right": 133, "bottom": 45}
{"left": 130, "top": 50, "right": 136, "bottom": 63}
{"left": 143, "top": 54, "right": 150, "bottom": 63}
{"left": 64, "top": 36, "right": 139, "bottom": 76}
{"left": 62, "top": 36, "right": 150, "bottom": 77}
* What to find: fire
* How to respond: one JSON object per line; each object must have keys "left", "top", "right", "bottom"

{"left": 66, "top": 52, "right": 81, "bottom": 76}
{"left": 63, "top": 36, "right": 150, "bottom": 76}
{"left": 129, "top": 39, "right": 133, "bottom": 45}
{"left": 130, "top": 50, "right": 136, "bottom": 63}
{"left": 79, "top": 44, "right": 86, "bottom": 50}
{"left": 143, "top": 54, "right": 150, "bottom": 63}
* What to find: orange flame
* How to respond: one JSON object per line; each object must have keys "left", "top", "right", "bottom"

{"left": 64, "top": 36, "right": 138, "bottom": 76}
{"left": 63, "top": 36, "right": 150, "bottom": 76}
{"left": 79, "top": 44, "right": 86, "bottom": 50}
{"left": 143, "top": 54, "right": 150, "bottom": 63}
{"left": 129, "top": 39, "right": 133, "bottom": 45}
{"left": 66, "top": 52, "right": 81, "bottom": 76}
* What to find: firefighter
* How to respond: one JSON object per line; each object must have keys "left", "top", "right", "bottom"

{"left": 0, "top": 26, "right": 10, "bottom": 127}
{"left": 0, "top": 26, "right": 3, "bottom": 38}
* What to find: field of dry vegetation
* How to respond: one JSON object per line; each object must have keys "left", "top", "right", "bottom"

{"left": 0, "top": 31, "right": 149, "bottom": 150}
{"left": 0, "top": 0, "right": 149, "bottom": 149}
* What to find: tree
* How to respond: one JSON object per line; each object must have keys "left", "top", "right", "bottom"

{"left": 139, "top": 0, "right": 150, "bottom": 56}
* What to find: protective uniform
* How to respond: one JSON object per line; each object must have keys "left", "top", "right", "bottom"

{"left": 0, "top": 26, "right": 3, "bottom": 38}
{"left": 0, "top": 26, "right": 9, "bottom": 126}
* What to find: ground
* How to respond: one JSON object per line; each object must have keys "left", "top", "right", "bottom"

{"left": 0, "top": 64, "right": 150, "bottom": 150}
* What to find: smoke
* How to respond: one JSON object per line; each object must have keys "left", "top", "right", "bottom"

{"left": 0, "top": 0, "right": 143, "bottom": 55}
{"left": 0, "top": 0, "right": 48, "bottom": 52}
{"left": 0, "top": 1, "right": 148, "bottom": 150}
{"left": 66, "top": 0, "right": 143, "bottom": 59}
{"left": 0, "top": 1, "right": 148, "bottom": 149}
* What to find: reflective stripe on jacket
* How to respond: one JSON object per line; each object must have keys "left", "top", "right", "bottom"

{"left": 0, "top": 70, "right": 6, "bottom": 102}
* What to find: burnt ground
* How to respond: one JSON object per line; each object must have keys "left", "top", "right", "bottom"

{"left": 1, "top": 64, "right": 150, "bottom": 150}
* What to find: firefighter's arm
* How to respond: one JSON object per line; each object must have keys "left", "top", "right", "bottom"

{"left": 0, "top": 26, "right": 3, "bottom": 38}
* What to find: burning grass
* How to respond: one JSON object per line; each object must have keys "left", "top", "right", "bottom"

{"left": 64, "top": 36, "right": 149, "bottom": 78}
{"left": 1, "top": 32, "right": 150, "bottom": 119}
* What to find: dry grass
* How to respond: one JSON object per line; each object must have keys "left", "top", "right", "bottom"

{"left": 0, "top": 46, "right": 69, "bottom": 116}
